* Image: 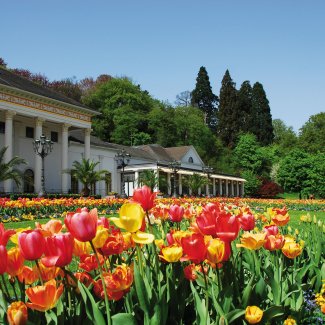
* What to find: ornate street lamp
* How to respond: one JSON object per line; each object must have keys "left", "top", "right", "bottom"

{"left": 202, "top": 165, "right": 214, "bottom": 197}
{"left": 33, "top": 134, "right": 53, "bottom": 197}
{"left": 168, "top": 160, "right": 181, "bottom": 197}
{"left": 115, "top": 149, "right": 131, "bottom": 198}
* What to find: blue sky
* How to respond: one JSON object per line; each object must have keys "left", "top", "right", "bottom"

{"left": 1, "top": 1, "right": 324, "bottom": 132}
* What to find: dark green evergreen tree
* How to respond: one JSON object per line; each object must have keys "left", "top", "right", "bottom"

{"left": 237, "top": 81, "right": 253, "bottom": 133}
{"left": 191, "top": 66, "right": 218, "bottom": 130}
{"left": 216, "top": 70, "right": 239, "bottom": 147}
{"left": 251, "top": 82, "right": 274, "bottom": 145}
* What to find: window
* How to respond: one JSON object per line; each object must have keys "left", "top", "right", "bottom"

{"left": 71, "top": 175, "right": 79, "bottom": 194}
{"left": 51, "top": 131, "right": 58, "bottom": 143}
{"left": 105, "top": 173, "right": 112, "bottom": 194}
{"left": 0, "top": 122, "right": 5, "bottom": 134}
{"left": 188, "top": 157, "right": 194, "bottom": 163}
{"left": 23, "top": 169, "right": 34, "bottom": 193}
{"left": 26, "top": 127, "right": 34, "bottom": 138}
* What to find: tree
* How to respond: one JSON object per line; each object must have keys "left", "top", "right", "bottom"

{"left": 175, "top": 91, "right": 192, "bottom": 107}
{"left": 233, "top": 133, "right": 264, "bottom": 174}
{"left": 237, "top": 81, "right": 253, "bottom": 133}
{"left": 241, "top": 170, "right": 261, "bottom": 197}
{"left": 49, "top": 78, "right": 82, "bottom": 102}
{"left": 217, "top": 70, "right": 239, "bottom": 147}
{"left": 191, "top": 67, "right": 218, "bottom": 130}
{"left": 276, "top": 149, "right": 312, "bottom": 198}
{"left": 0, "top": 58, "right": 7, "bottom": 67}
{"left": 64, "top": 158, "right": 108, "bottom": 197}
{"left": 185, "top": 173, "right": 208, "bottom": 196}
{"left": 251, "top": 82, "right": 274, "bottom": 145}
{"left": 272, "top": 119, "right": 297, "bottom": 156}
{"left": 0, "top": 147, "right": 27, "bottom": 189}
{"left": 298, "top": 112, "right": 325, "bottom": 154}
{"left": 83, "top": 78, "right": 156, "bottom": 143}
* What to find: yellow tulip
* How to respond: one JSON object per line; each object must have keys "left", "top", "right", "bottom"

{"left": 92, "top": 226, "right": 109, "bottom": 248}
{"left": 282, "top": 241, "right": 303, "bottom": 259}
{"left": 236, "top": 232, "right": 266, "bottom": 250}
{"left": 283, "top": 316, "right": 297, "bottom": 325}
{"left": 245, "top": 306, "right": 263, "bottom": 324}
{"left": 154, "top": 239, "right": 165, "bottom": 249}
{"left": 159, "top": 245, "right": 183, "bottom": 263}
{"left": 206, "top": 238, "right": 225, "bottom": 264}
{"left": 111, "top": 203, "right": 145, "bottom": 233}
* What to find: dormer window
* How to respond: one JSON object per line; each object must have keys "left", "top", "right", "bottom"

{"left": 188, "top": 157, "right": 193, "bottom": 163}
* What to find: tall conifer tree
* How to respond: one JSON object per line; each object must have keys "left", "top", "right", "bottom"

{"left": 237, "top": 81, "right": 253, "bottom": 133}
{"left": 191, "top": 66, "right": 218, "bottom": 130}
{"left": 251, "top": 82, "right": 274, "bottom": 145}
{"left": 217, "top": 69, "right": 239, "bottom": 147}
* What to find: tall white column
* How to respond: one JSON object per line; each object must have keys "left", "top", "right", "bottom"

{"left": 98, "top": 155, "right": 106, "bottom": 197}
{"left": 167, "top": 173, "right": 171, "bottom": 196}
{"left": 154, "top": 169, "right": 160, "bottom": 192}
{"left": 4, "top": 111, "right": 15, "bottom": 193}
{"left": 236, "top": 181, "right": 239, "bottom": 197}
{"left": 84, "top": 128, "right": 91, "bottom": 160}
{"left": 178, "top": 173, "right": 182, "bottom": 195}
{"left": 225, "top": 180, "right": 229, "bottom": 197}
{"left": 134, "top": 171, "right": 139, "bottom": 188}
{"left": 219, "top": 179, "right": 223, "bottom": 196}
{"left": 34, "top": 118, "right": 44, "bottom": 194}
{"left": 212, "top": 178, "right": 216, "bottom": 196}
{"left": 231, "top": 180, "right": 234, "bottom": 196}
{"left": 241, "top": 182, "right": 245, "bottom": 197}
{"left": 61, "top": 124, "right": 70, "bottom": 193}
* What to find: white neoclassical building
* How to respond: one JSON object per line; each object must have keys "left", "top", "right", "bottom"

{"left": 0, "top": 67, "right": 245, "bottom": 197}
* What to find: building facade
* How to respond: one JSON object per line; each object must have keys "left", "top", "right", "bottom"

{"left": 0, "top": 67, "right": 245, "bottom": 197}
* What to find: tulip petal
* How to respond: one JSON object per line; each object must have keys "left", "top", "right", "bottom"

{"left": 132, "top": 231, "right": 154, "bottom": 244}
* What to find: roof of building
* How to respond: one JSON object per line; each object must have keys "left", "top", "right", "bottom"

{"left": 0, "top": 67, "right": 98, "bottom": 113}
{"left": 68, "top": 130, "right": 194, "bottom": 163}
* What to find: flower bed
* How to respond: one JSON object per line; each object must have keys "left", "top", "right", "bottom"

{"left": 0, "top": 187, "right": 324, "bottom": 324}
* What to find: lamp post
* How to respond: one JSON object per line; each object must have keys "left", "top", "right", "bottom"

{"left": 115, "top": 149, "right": 131, "bottom": 198}
{"left": 33, "top": 134, "right": 53, "bottom": 197}
{"left": 168, "top": 160, "right": 181, "bottom": 197}
{"left": 202, "top": 166, "right": 214, "bottom": 197}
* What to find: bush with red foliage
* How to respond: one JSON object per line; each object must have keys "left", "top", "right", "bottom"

{"left": 257, "top": 178, "right": 284, "bottom": 198}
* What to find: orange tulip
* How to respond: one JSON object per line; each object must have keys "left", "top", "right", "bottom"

{"left": 236, "top": 232, "right": 266, "bottom": 250}
{"left": 7, "top": 301, "right": 28, "bottom": 325}
{"left": 73, "top": 239, "right": 91, "bottom": 257}
{"left": 282, "top": 241, "right": 303, "bottom": 259}
{"left": 37, "top": 262, "right": 64, "bottom": 282}
{"left": 94, "top": 265, "right": 133, "bottom": 301}
{"left": 6, "top": 247, "right": 24, "bottom": 277}
{"left": 35, "top": 220, "right": 63, "bottom": 236}
{"left": 17, "top": 266, "right": 38, "bottom": 285}
{"left": 245, "top": 306, "right": 263, "bottom": 324}
{"left": 25, "top": 279, "right": 63, "bottom": 312}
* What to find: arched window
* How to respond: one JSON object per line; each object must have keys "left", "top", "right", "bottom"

{"left": 24, "top": 169, "right": 34, "bottom": 193}
{"left": 188, "top": 157, "right": 194, "bottom": 163}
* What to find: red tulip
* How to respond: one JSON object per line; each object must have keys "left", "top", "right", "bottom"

{"left": 238, "top": 212, "right": 255, "bottom": 231}
{"left": 168, "top": 205, "right": 184, "bottom": 223}
{"left": 0, "top": 245, "right": 8, "bottom": 274}
{"left": 215, "top": 212, "right": 240, "bottom": 242}
{"left": 196, "top": 203, "right": 220, "bottom": 236}
{"left": 65, "top": 207, "right": 98, "bottom": 242}
{"left": 41, "top": 233, "right": 74, "bottom": 267}
{"left": 132, "top": 186, "right": 156, "bottom": 212}
{"left": 181, "top": 234, "right": 207, "bottom": 264}
{"left": 18, "top": 230, "right": 45, "bottom": 261}
{"left": 0, "top": 223, "right": 15, "bottom": 246}
{"left": 263, "top": 225, "right": 278, "bottom": 236}
{"left": 264, "top": 234, "right": 285, "bottom": 251}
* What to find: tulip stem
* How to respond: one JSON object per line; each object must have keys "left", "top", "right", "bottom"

{"left": 35, "top": 260, "right": 44, "bottom": 286}
{"left": 136, "top": 244, "right": 144, "bottom": 276}
{"left": 90, "top": 240, "right": 111, "bottom": 325}
{"left": 201, "top": 263, "right": 209, "bottom": 324}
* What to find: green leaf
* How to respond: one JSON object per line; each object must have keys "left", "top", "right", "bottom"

{"left": 45, "top": 310, "right": 57, "bottom": 325}
{"left": 241, "top": 274, "right": 255, "bottom": 307}
{"left": 134, "top": 263, "right": 150, "bottom": 315}
{"left": 77, "top": 281, "right": 106, "bottom": 325}
{"left": 190, "top": 282, "right": 207, "bottom": 325}
{"left": 262, "top": 306, "right": 284, "bottom": 322}
{"left": 225, "top": 309, "right": 245, "bottom": 324}
{"left": 112, "top": 313, "right": 137, "bottom": 325}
